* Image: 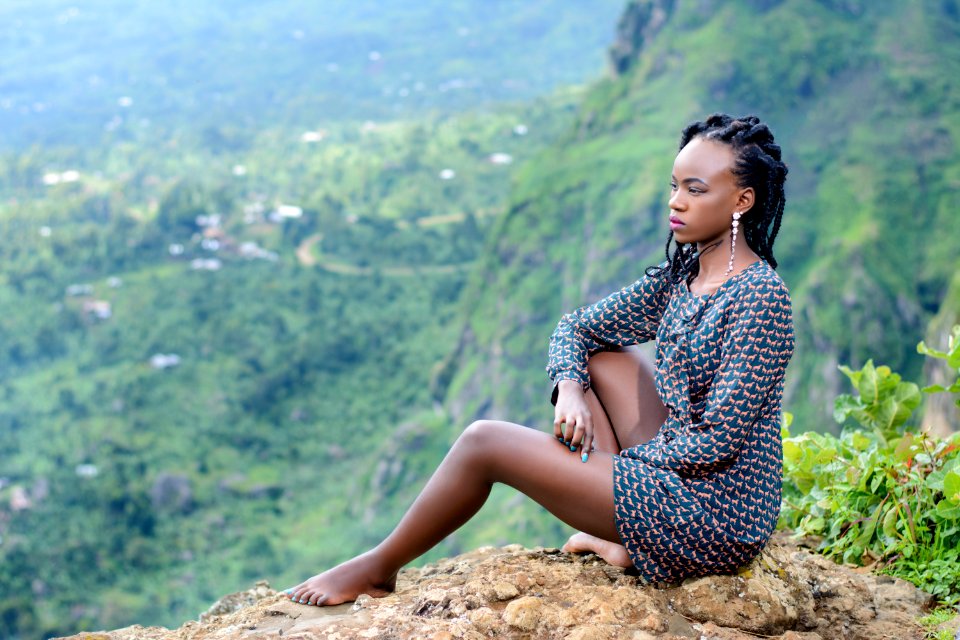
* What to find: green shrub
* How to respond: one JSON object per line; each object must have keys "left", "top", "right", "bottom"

{"left": 780, "top": 326, "right": 960, "bottom": 604}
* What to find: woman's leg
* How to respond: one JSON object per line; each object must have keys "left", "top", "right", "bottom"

{"left": 289, "top": 420, "right": 619, "bottom": 606}
{"left": 562, "top": 347, "right": 667, "bottom": 564}
{"left": 588, "top": 346, "right": 667, "bottom": 449}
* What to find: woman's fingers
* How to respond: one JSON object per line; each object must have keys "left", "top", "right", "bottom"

{"left": 553, "top": 412, "right": 565, "bottom": 440}
{"left": 571, "top": 413, "right": 594, "bottom": 462}
{"left": 581, "top": 425, "right": 594, "bottom": 462}
{"left": 553, "top": 408, "right": 594, "bottom": 458}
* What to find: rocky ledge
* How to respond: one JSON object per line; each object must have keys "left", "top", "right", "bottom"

{"left": 60, "top": 534, "right": 933, "bottom": 640}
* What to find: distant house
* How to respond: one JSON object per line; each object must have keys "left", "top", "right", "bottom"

{"left": 75, "top": 464, "right": 99, "bottom": 478}
{"left": 42, "top": 170, "right": 80, "bottom": 186}
{"left": 269, "top": 204, "right": 303, "bottom": 222}
{"left": 190, "top": 258, "right": 222, "bottom": 271}
{"left": 66, "top": 283, "right": 94, "bottom": 296}
{"left": 239, "top": 241, "right": 279, "bottom": 262}
{"left": 149, "top": 353, "right": 181, "bottom": 369}
{"left": 301, "top": 130, "right": 326, "bottom": 143}
{"left": 82, "top": 300, "right": 112, "bottom": 320}
{"left": 10, "top": 486, "right": 31, "bottom": 511}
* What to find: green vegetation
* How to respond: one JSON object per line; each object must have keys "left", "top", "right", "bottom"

{"left": 780, "top": 326, "right": 960, "bottom": 604}
{"left": 0, "top": 94, "right": 581, "bottom": 639}
{"left": 919, "top": 607, "right": 959, "bottom": 640}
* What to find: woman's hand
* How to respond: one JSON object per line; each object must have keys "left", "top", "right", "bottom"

{"left": 553, "top": 379, "right": 594, "bottom": 462}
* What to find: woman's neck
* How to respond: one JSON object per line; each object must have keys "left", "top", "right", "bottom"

{"left": 690, "top": 241, "right": 761, "bottom": 289}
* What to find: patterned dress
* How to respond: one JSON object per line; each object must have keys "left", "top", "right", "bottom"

{"left": 546, "top": 259, "right": 794, "bottom": 582}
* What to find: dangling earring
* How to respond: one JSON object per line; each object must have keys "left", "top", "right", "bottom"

{"left": 725, "top": 211, "right": 741, "bottom": 278}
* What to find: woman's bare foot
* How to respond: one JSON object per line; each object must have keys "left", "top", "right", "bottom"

{"left": 286, "top": 551, "right": 397, "bottom": 606}
{"left": 562, "top": 532, "right": 633, "bottom": 568}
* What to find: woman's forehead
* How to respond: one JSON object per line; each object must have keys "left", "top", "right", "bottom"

{"left": 672, "top": 137, "right": 735, "bottom": 180}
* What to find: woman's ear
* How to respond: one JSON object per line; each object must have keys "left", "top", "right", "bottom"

{"left": 736, "top": 187, "right": 755, "bottom": 215}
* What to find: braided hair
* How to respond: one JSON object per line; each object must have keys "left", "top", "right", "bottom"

{"left": 645, "top": 113, "right": 788, "bottom": 284}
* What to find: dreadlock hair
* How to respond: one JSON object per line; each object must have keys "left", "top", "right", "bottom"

{"left": 645, "top": 113, "right": 788, "bottom": 285}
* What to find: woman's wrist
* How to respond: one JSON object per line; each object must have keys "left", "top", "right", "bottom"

{"left": 557, "top": 379, "right": 584, "bottom": 395}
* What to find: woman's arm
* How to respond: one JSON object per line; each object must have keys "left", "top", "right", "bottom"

{"left": 547, "top": 268, "right": 673, "bottom": 457}
{"left": 546, "top": 268, "right": 672, "bottom": 396}
{"left": 637, "top": 275, "right": 794, "bottom": 475}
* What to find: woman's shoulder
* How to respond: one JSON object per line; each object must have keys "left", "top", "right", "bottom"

{"left": 725, "top": 260, "right": 792, "bottom": 310}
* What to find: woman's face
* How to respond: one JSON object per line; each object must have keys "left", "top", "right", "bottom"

{"left": 668, "top": 136, "right": 754, "bottom": 248}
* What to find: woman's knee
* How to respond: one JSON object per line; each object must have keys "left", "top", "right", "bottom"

{"left": 458, "top": 420, "right": 510, "bottom": 454}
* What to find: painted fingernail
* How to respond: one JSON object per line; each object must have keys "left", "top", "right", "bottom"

{"left": 284, "top": 589, "right": 293, "bottom": 594}
{"left": 569, "top": 445, "right": 576, "bottom": 452}
{"left": 582, "top": 453, "right": 589, "bottom": 463}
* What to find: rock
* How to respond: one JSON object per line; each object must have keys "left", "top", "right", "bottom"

{"left": 55, "top": 535, "right": 932, "bottom": 640}
{"left": 502, "top": 596, "right": 544, "bottom": 630}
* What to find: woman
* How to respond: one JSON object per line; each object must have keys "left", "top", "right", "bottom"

{"left": 286, "top": 113, "right": 794, "bottom": 606}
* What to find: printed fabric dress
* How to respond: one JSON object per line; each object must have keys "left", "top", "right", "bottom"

{"left": 546, "top": 259, "right": 794, "bottom": 582}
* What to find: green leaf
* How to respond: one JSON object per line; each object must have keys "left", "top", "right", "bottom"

{"left": 945, "top": 469, "right": 960, "bottom": 504}
{"left": 783, "top": 439, "right": 802, "bottom": 464}
{"left": 935, "top": 499, "right": 960, "bottom": 520}
{"left": 882, "top": 505, "right": 898, "bottom": 538}
{"left": 838, "top": 364, "right": 861, "bottom": 387}
{"left": 858, "top": 360, "right": 879, "bottom": 404}
{"left": 851, "top": 431, "right": 872, "bottom": 451}
{"left": 833, "top": 393, "right": 859, "bottom": 424}
{"left": 923, "top": 384, "right": 949, "bottom": 393}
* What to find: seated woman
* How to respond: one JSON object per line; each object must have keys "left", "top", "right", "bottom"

{"left": 286, "top": 112, "right": 795, "bottom": 606}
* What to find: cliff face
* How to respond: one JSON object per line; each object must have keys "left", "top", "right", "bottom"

{"left": 60, "top": 535, "right": 933, "bottom": 640}
{"left": 608, "top": 0, "right": 676, "bottom": 76}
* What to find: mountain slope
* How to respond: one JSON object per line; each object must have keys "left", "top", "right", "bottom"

{"left": 438, "top": 0, "right": 960, "bottom": 433}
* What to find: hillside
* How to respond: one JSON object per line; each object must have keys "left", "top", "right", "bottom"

{"left": 437, "top": 0, "right": 960, "bottom": 434}
{"left": 0, "top": 95, "right": 586, "bottom": 638}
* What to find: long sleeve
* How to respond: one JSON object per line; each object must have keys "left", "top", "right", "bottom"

{"left": 636, "top": 274, "right": 794, "bottom": 475}
{"left": 546, "top": 266, "right": 673, "bottom": 396}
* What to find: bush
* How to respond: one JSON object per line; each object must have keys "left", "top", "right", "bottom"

{"left": 780, "top": 326, "right": 960, "bottom": 603}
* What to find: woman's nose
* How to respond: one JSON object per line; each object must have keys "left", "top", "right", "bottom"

{"left": 668, "top": 191, "right": 684, "bottom": 210}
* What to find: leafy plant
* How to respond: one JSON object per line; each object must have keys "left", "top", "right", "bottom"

{"left": 919, "top": 325, "right": 960, "bottom": 405}
{"left": 833, "top": 359, "right": 921, "bottom": 444}
{"left": 780, "top": 327, "right": 960, "bottom": 604}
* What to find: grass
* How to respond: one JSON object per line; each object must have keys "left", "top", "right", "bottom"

{"left": 919, "top": 607, "right": 959, "bottom": 640}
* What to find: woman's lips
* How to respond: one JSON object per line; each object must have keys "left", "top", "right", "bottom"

{"left": 669, "top": 216, "right": 685, "bottom": 230}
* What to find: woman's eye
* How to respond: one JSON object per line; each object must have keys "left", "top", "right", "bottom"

{"left": 689, "top": 188, "right": 703, "bottom": 194}
{"left": 670, "top": 183, "right": 677, "bottom": 190}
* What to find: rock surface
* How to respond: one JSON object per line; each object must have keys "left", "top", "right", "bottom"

{"left": 58, "top": 534, "right": 933, "bottom": 640}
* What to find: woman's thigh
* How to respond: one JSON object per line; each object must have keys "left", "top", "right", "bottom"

{"left": 463, "top": 420, "right": 621, "bottom": 543}
{"left": 587, "top": 346, "right": 667, "bottom": 449}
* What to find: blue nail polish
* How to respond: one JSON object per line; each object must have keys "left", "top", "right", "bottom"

{"left": 290, "top": 596, "right": 296, "bottom": 601}
{"left": 582, "top": 453, "right": 588, "bottom": 463}
{"left": 569, "top": 445, "right": 576, "bottom": 452}
{"left": 284, "top": 589, "right": 293, "bottom": 594}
